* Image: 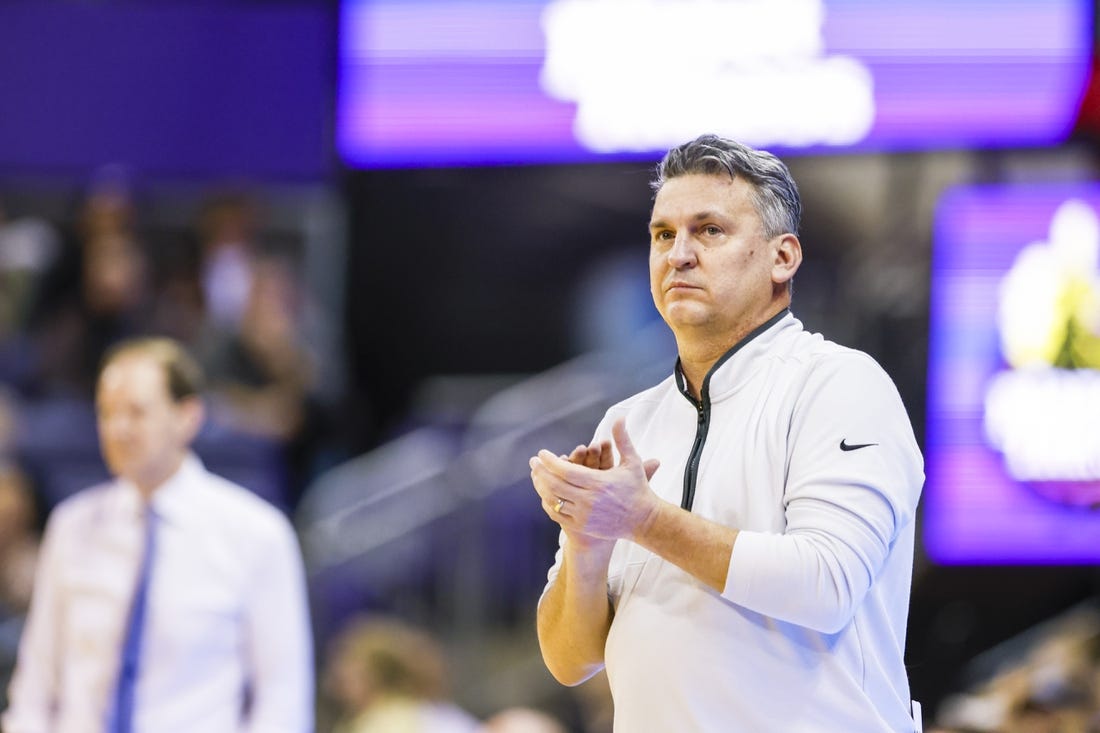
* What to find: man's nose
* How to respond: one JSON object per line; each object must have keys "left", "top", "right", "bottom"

{"left": 101, "top": 416, "right": 131, "bottom": 439}
{"left": 668, "top": 232, "right": 698, "bottom": 268}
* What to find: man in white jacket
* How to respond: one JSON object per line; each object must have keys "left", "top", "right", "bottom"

{"left": 531, "top": 134, "right": 924, "bottom": 732}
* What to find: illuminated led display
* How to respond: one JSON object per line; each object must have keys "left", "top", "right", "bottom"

{"left": 925, "top": 185, "right": 1100, "bottom": 565}
{"left": 338, "top": 0, "right": 1091, "bottom": 168}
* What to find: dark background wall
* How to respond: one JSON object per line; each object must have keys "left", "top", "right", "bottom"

{"left": 0, "top": 1, "right": 333, "bottom": 181}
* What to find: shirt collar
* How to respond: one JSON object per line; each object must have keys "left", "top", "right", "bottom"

{"left": 110, "top": 452, "right": 206, "bottom": 527}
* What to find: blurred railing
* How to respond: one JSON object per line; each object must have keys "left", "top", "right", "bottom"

{"left": 296, "top": 321, "right": 677, "bottom": 712}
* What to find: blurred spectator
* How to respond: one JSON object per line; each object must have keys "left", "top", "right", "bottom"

{"left": 933, "top": 605, "right": 1100, "bottom": 733}
{"left": 199, "top": 253, "right": 324, "bottom": 506}
{"left": 146, "top": 227, "right": 205, "bottom": 350}
{"left": 0, "top": 198, "right": 61, "bottom": 389}
{"left": 478, "top": 707, "right": 567, "bottom": 733}
{"left": 26, "top": 167, "right": 151, "bottom": 397}
{"left": 189, "top": 190, "right": 339, "bottom": 508}
{"left": 198, "top": 192, "right": 259, "bottom": 332}
{"left": 0, "top": 388, "right": 16, "bottom": 452}
{"left": 0, "top": 461, "right": 40, "bottom": 618}
{"left": 0, "top": 459, "right": 40, "bottom": 716}
{"left": 0, "top": 198, "right": 60, "bottom": 340}
{"left": 323, "top": 615, "right": 479, "bottom": 733}
{"left": 201, "top": 255, "right": 315, "bottom": 442}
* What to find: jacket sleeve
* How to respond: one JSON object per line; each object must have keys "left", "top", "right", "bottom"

{"left": 722, "top": 352, "right": 924, "bottom": 633}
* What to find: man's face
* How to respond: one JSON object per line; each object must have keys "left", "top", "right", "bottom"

{"left": 649, "top": 173, "right": 784, "bottom": 340}
{"left": 96, "top": 353, "right": 196, "bottom": 490}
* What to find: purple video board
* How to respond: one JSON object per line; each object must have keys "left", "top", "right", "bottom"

{"left": 338, "top": 0, "right": 1091, "bottom": 168}
{"left": 925, "top": 184, "right": 1100, "bottom": 564}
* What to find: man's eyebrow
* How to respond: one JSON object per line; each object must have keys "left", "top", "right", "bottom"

{"left": 649, "top": 211, "right": 724, "bottom": 230}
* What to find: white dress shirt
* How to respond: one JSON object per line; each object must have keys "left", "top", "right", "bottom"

{"left": 2, "top": 454, "right": 314, "bottom": 733}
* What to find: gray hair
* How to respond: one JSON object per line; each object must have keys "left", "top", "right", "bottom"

{"left": 651, "top": 134, "right": 801, "bottom": 238}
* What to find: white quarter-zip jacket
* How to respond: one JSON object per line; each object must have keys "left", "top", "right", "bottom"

{"left": 544, "top": 311, "right": 924, "bottom": 732}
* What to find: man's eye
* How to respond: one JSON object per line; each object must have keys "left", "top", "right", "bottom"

{"left": 703, "top": 225, "right": 722, "bottom": 236}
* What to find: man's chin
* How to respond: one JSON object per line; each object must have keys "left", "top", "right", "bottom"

{"left": 663, "top": 306, "right": 711, "bottom": 330}
{"left": 104, "top": 457, "right": 138, "bottom": 482}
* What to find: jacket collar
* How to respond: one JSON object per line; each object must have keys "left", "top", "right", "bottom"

{"left": 675, "top": 309, "right": 797, "bottom": 405}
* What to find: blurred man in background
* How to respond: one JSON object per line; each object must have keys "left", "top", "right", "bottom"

{"left": 530, "top": 134, "right": 925, "bottom": 732}
{"left": 322, "top": 615, "right": 479, "bottom": 733}
{"left": 2, "top": 337, "right": 313, "bottom": 732}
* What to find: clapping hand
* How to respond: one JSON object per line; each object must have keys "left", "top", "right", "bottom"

{"left": 530, "top": 419, "right": 661, "bottom": 546}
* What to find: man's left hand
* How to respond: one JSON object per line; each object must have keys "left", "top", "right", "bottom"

{"left": 529, "top": 419, "right": 661, "bottom": 541}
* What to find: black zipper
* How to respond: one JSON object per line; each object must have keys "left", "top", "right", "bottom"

{"left": 673, "top": 308, "right": 789, "bottom": 512}
{"left": 681, "top": 395, "right": 710, "bottom": 510}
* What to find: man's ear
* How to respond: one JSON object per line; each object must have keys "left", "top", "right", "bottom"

{"left": 772, "top": 233, "right": 802, "bottom": 286}
{"left": 178, "top": 396, "right": 206, "bottom": 445}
